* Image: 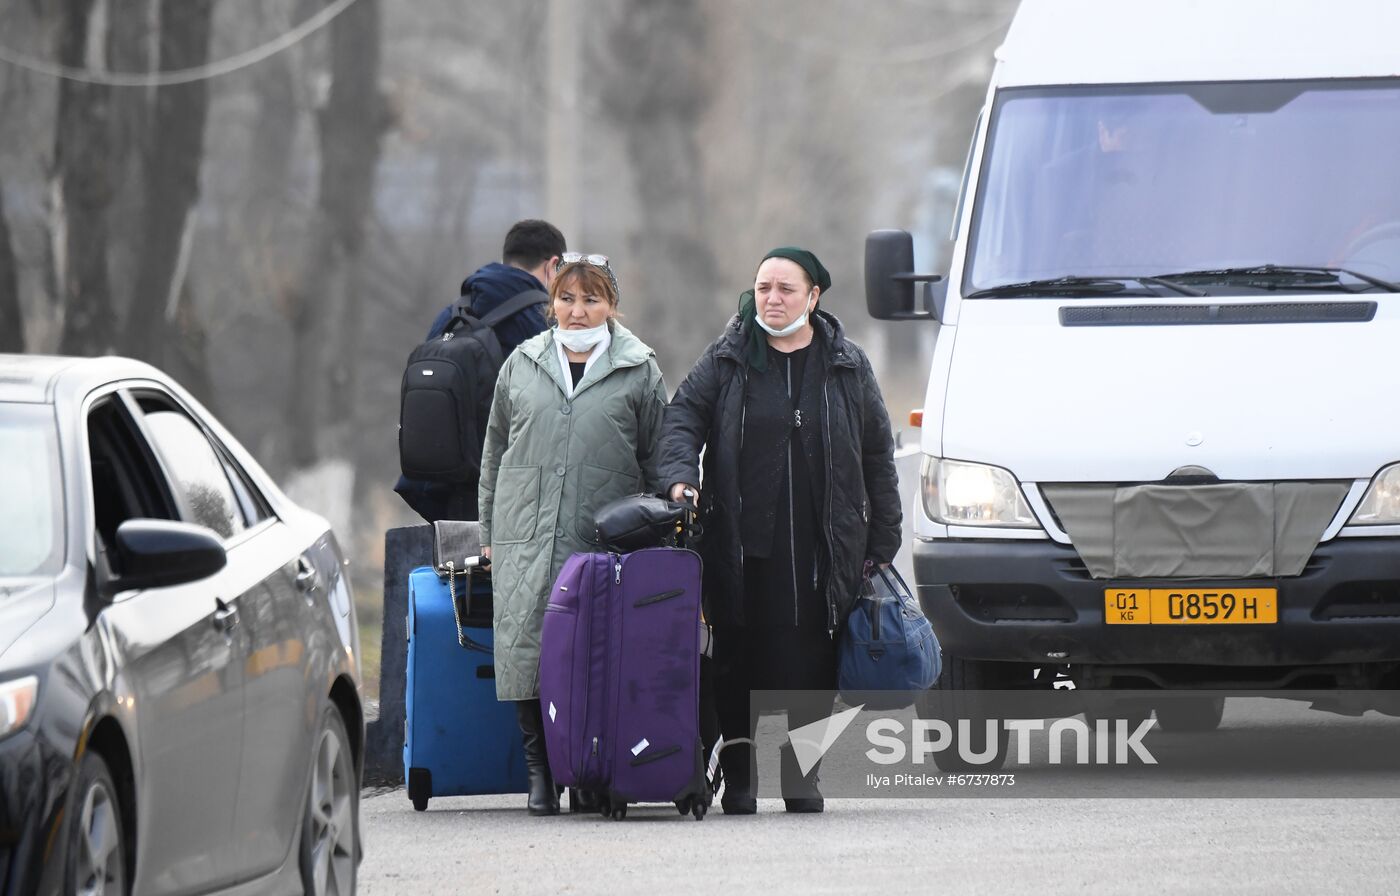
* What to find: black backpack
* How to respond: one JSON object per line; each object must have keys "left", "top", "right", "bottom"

{"left": 398, "top": 289, "right": 547, "bottom": 483}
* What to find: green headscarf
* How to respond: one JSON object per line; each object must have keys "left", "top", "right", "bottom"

{"left": 738, "top": 246, "right": 832, "bottom": 371}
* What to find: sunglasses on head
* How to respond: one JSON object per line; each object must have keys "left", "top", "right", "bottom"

{"left": 557, "top": 252, "right": 611, "bottom": 270}
{"left": 556, "top": 253, "right": 619, "bottom": 296}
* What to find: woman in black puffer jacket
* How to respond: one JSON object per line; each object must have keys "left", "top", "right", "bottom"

{"left": 657, "top": 246, "right": 901, "bottom": 815}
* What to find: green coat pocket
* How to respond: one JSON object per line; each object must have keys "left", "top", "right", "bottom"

{"left": 495, "top": 465, "right": 541, "bottom": 544}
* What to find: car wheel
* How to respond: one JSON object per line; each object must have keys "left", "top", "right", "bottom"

{"left": 300, "top": 705, "right": 358, "bottom": 896}
{"left": 1154, "top": 696, "right": 1225, "bottom": 733}
{"left": 918, "top": 653, "right": 1013, "bottom": 773}
{"left": 65, "top": 751, "right": 128, "bottom": 896}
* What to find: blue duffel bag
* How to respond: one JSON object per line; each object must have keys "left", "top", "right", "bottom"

{"left": 838, "top": 565, "right": 941, "bottom": 710}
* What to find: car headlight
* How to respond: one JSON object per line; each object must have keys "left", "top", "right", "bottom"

{"left": 0, "top": 676, "right": 38, "bottom": 740}
{"left": 921, "top": 456, "right": 1039, "bottom": 527}
{"left": 1349, "top": 463, "right": 1400, "bottom": 525}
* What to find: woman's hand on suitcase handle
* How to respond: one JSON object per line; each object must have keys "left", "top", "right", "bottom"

{"left": 482, "top": 546, "right": 491, "bottom": 563}
{"left": 669, "top": 483, "right": 700, "bottom": 507}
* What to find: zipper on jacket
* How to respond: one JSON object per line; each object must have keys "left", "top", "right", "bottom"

{"left": 787, "top": 355, "right": 800, "bottom": 627}
{"left": 614, "top": 553, "right": 622, "bottom": 585}
{"left": 823, "top": 379, "right": 837, "bottom": 637}
{"left": 737, "top": 367, "right": 748, "bottom": 567}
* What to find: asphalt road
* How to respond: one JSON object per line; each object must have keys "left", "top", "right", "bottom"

{"left": 359, "top": 448, "right": 1400, "bottom": 892}
{"left": 358, "top": 786, "right": 1400, "bottom": 894}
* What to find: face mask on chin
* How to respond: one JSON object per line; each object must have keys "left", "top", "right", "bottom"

{"left": 554, "top": 321, "right": 610, "bottom": 352}
{"left": 755, "top": 293, "right": 814, "bottom": 338}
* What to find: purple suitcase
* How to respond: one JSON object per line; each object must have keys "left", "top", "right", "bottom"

{"left": 540, "top": 547, "right": 710, "bottom": 820}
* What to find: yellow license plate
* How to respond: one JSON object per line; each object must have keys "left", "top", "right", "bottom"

{"left": 1104, "top": 588, "right": 1278, "bottom": 625}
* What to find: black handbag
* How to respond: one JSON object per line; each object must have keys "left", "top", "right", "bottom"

{"left": 432, "top": 521, "right": 491, "bottom": 649}
{"left": 592, "top": 493, "right": 701, "bottom": 552}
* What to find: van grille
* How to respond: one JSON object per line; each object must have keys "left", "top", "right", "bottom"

{"left": 1315, "top": 582, "right": 1400, "bottom": 620}
{"left": 950, "top": 583, "right": 1077, "bottom": 622}
{"left": 1059, "top": 301, "right": 1376, "bottom": 327}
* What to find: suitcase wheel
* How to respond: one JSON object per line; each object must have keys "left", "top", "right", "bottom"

{"left": 676, "top": 797, "right": 691, "bottom": 816}
{"left": 692, "top": 801, "right": 706, "bottom": 821}
{"left": 610, "top": 804, "right": 628, "bottom": 821}
{"left": 408, "top": 767, "right": 432, "bottom": 813}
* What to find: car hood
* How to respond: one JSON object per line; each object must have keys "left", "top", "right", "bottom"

{"left": 936, "top": 296, "right": 1400, "bottom": 483}
{"left": 0, "top": 579, "right": 56, "bottom": 666}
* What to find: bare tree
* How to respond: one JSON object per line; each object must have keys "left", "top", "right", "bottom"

{"left": 598, "top": 0, "right": 718, "bottom": 380}
{"left": 0, "top": 180, "right": 20, "bottom": 352}
{"left": 54, "top": 0, "right": 116, "bottom": 356}
{"left": 286, "top": 0, "right": 391, "bottom": 467}
{"left": 124, "top": 0, "right": 216, "bottom": 400}
{"left": 104, "top": 0, "right": 155, "bottom": 320}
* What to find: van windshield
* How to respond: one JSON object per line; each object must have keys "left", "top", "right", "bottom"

{"left": 0, "top": 404, "right": 65, "bottom": 577}
{"left": 964, "top": 80, "right": 1400, "bottom": 295}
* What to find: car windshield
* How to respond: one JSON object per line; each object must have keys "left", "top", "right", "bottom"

{"left": 965, "top": 79, "right": 1400, "bottom": 295}
{"left": 0, "top": 404, "right": 65, "bottom": 578}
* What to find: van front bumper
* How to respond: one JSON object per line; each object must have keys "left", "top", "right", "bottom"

{"left": 915, "top": 536, "right": 1400, "bottom": 672}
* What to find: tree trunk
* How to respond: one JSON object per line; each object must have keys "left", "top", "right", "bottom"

{"left": 105, "top": 0, "right": 156, "bottom": 323}
{"left": 55, "top": 0, "right": 117, "bottom": 356}
{"left": 601, "top": 0, "right": 718, "bottom": 384}
{"left": 0, "top": 179, "right": 21, "bottom": 353}
{"left": 286, "top": 0, "right": 389, "bottom": 467}
{"left": 124, "top": 0, "right": 215, "bottom": 378}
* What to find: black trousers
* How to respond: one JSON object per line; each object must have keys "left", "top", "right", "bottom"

{"left": 712, "top": 623, "right": 837, "bottom": 791}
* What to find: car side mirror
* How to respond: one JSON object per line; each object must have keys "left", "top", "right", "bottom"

{"left": 109, "top": 519, "right": 227, "bottom": 595}
{"left": 865, "top": 229, "right": 946, "bottom": 321}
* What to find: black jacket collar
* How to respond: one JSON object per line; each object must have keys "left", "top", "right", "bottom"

{"left": 713, "top": 309, "right": 857, "bottom": 369}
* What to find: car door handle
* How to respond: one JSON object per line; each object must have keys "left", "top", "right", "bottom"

{"left": 213, "top": 598, "right": 240, "bottom": 632}
{"left": 295, "top": 557, "right": 321, "bottom": 593}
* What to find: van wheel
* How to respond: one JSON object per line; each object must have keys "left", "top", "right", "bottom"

{"left": 300, "top": 705, "right": 359, "bottom": 896}
{"left": 1154, "top": 696, "right": 1225, "bottom": 733}
{"left": 917, "top": 653, "right": 1013, "bottom": 772}
{"left": 65, "top": 751, "right": 128, "bottom": 896}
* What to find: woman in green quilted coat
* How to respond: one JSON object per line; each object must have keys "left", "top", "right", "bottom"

{"left": 479, "top": 254, "right": 667, "bottom": 816}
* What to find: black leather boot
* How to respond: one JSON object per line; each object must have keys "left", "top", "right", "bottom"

{"left": 569, "top": 787, "right": 600, "bottom": 814}
{"left": 515, "top": 700, "right": 559, "bottom": 816}
{"left": 780, "top": 742, "right": 824, "bottom": 814}
{"left": 719, "top": 739, "right": 758, "bottom": 815}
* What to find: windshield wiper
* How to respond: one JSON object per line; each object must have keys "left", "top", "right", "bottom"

{"left": 1153, "top": 265, "right": 1400, "bottom": 293}
{"left": 965, "top": 275, "right": 1204, "bottom": 299}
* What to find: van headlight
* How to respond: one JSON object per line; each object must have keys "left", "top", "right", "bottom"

{"left": 921, "top": 457, "right": 1039, "bottom": 527}
{"left": 1348, "top": 463, "right": 1400, "bottom": 525}
{"left": 0, "top": 676, "right": 38, "bottom": 741}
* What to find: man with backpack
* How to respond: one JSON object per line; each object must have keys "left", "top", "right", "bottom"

{"left": 396, "top": 219, "right": 567, "bottom": 522}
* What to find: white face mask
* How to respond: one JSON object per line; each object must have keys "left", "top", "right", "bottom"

{"left": 554, "top": 321, "right": 610, "bottom": 352}
{"left": 755, "top": 292, "right": 814, "bottom": 338}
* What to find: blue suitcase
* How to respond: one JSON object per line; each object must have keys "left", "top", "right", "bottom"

{"left": 404, "top": 565, "right": 528, "bottom": 810}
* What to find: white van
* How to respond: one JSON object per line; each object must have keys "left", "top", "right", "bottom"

{"left": 867, "top": 0, "right": 1400, "bottom": 727}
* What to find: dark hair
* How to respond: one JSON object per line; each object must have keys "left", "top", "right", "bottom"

{"left": 502, "top": 219, "right": 566, "bottom": 269}
{"left": 546, "top": 262, "right": 619, "bottom": 322}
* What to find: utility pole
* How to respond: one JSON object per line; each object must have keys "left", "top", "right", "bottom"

{"left": 545, "top": 0, "right": 579, "bottom": 239}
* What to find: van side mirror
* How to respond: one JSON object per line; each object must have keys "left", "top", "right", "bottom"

{"left": 108, "top": 519, "right": 227, "bottom": 595}
{"left": 865, "top": 229, "right": 946, "bottom": 321}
